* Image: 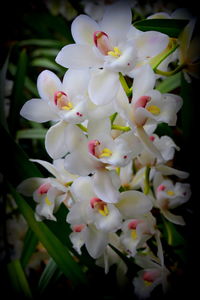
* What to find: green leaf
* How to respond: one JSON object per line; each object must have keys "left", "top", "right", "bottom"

{"left": 20, "top": 228, "right": 38, "bottom": 268}
{"left": 162, "top": 218, "right": 185, "bottom": 247}
{"left": 0, "top": 53, "right": 9, "bottom": 131}
{"left": 8, "top": 62, "right": 38, "bottom": 97}
{"left": 180, "top": 72, "right": 193, "bottom": 139}
{"left": 8, "top": 49, "right": 28, "bottom": 134}
{"left": 31, "top": 58, "right": 64, "bottom": 73}
{"left": 16, "top": 128, "right": 47, "bottom": 140}
{"left": 0, "top": 124, "right": 42, "bottom": 184}
{"left": 37, "top": 258, "right": 62, "bottom": 294}
{"left": 9, "top": 184, "right": 87, "bottom": 286}
{"left": 133, "top": 19, "right": 189, "bottom": 37}
{"left": 7, "top": 259, "right": 32, "bottom": 298}
{"left": 31, "top": 48, "right": 59, "bottom": 58}
{"left": 18, "top": 39, "right": 66, "bottom": 48}
{"left": 156, "top": 72, "right": 181, "bottom": 93}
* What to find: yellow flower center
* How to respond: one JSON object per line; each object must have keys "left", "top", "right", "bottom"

{"left": 98, "top": 204, "right": 109, "bottom": 217}
{"left": 99, "top": 148, "right": 113, "bottom": 158}
{"left": 108, "top": 47, "right": 121, "bottom": 57}
{"left": 131, "top": 229, "right": 137, "bottom": 240}
{"left": 144, "top": 280, "right": 153, "bottom": 287}
{"left": 146, "top": 105, "right": 161, "bottom": 115}
{"left": 167, "top": 190, "right": 175, "bottom": 196}
{"left": 44, "top": 197, "right": 52, "bottom": 206}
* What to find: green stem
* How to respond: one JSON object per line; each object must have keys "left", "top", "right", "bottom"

{"left": 150, "top": 38, "right": 179, "bottom": 71}
{"left": 76, "top": 123, "right": 87, "bottom": 132}
{"left": 110, "top": 112, "right": 118, "bottom": 125}
{"left": 155, "top": 63, "right": 185, "bottom": 77}
{"left": 144, "top": 166, "right": 151, "bottom": 195}
{"left": 119, "top": 72, "right": 132, "bottom": 97}
{"left": 111, "top": 124, "right": 131, "bottom": 131}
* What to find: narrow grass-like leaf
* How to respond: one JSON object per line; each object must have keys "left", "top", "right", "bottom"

{"left": 134, "top": 19, "right": 189, "bottom": 37}
{"left": 0, "top": 124, "right": 42, "bottom": 183}
{"left": 180, "top": 72, "right": 193, "bottom": 139}
{"left": 16, "top": 128, "right": 47, "bottom": 141}
{"left": 37, "top": 258, "right": 62, "bottom": 294}
{"left": 20, "top": 228, "right": 38, "bottom": 268}
{"left": 9, "top": 184, "right": 87, "bottom": 285}
{"left": 8, "top": 49, "right": 28, "bottom": 134}
{"left": 18, "top": 39, "right": 66, "bottom": 48}
{"left": 31, "top": 58, "right": 65, "bottom": 73}
{"left": 0, "top": 54, "right": 10, "bottom": 131}
{"left": 31, "top": 48, "right": 59, "bottom": 58}
{"left": 156, "top": 72, "right": 181, "bottom": 93}
{"left": 8, "top": 62, "right": 38, "bottom": 97}
{"left": 7, "top": 259, "right": 32, "bottom": 298}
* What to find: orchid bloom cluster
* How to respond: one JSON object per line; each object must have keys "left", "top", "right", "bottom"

{"left": 18, "top": 2, "right": 192, "bottom": 298}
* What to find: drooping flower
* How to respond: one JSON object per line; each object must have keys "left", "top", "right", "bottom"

{"left": 69, "top": 223, "right": 109, "bottom": 259}
{"left": 115, "top": 64, "right": 182, "bottom": 159}
{"left": 17, "top": 159, "right": 77, "bottom": 221}
{"left": 120, "top": 214, "right": 156, "bottom": 257}
{"left": 153, "top": 172, "right": 191, "bottom": 225}
{"left": 133, "top": 232, "right": 169, "bottom": 298}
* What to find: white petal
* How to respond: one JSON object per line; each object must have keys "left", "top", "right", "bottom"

{"left": 71, "top": 14, "right": 100, "bottom": 45}
{"left": 45, "top": 121, "right": 68, "bottom": 159}
{"left": 62, "top": 69, "right": 90, "bottom": 99}
{"left": 136, "top": 127, "right": 163, "bottom": 161}
{"left": 93, "top": 169, "right": 120, "bottom": 203}
{"left": 136, "top": 31, "right": 169, "bottom": 60}
{"left": 88, "top": 69, "right": 120, "bottom": 105}
{"left": 69, "top": 231, "right": 85, "bottom": 255}
{"left": 87, "top": 117, "right": 111, "bottom": 141}
{"left": 67, "top": 201, "right": 87, "bottom": 225}
{"left": 20, "top": 99, "right": 58, "bottom": 123}
{"left": 64, "top": 124, "right": 87, "bottom": 152}
{"left": 94, "top": 204, "right": 122, "bottom": 232}
{"left": 37, "top": 70, "right": 62, "bottom": 103}
{"left": 30, "top": 159, "right": 59, "bottom": 178}
{"left": 17, "top": 178, "right": 45, "bottom": 196}
{"left": 55, "top": 44, "right": 103, "bottom": 69}
{"left": 155, "top": 165, "right": 189, "bottom": 179}
{"left": 132, "top": 64, "right": 156, "bottom": 101}
{"left": 116, "top": 190, "right": 153, "bottom": 218}
{"left": 64, "top": 150, "right": 100, "bottom": 176}
{"left": 85, "top": 225, "right": 108, "bottom": 258}
{"left": 100, "top": 2, "right": 132, "bottom": 45}
{"left": 70, "top": 176, "right": 95, "bottom": 202}
{"left": 162, "top": 210, "right": 185, "bottom": 226}
{"left": 88, "top": 100, "right": 116, "bottom": 120}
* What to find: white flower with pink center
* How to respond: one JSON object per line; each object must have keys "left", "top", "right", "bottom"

{"left": 120, "top": 214, "right": 156, "bottom": 257}
{"left": 17, "top": 159, "right": 77, "bottom": 221}
{"left": 55, "top": 2, "right": 169, "bottom": 105}
{"left": 153, "top": 173, "right": 191, "bottom": 225}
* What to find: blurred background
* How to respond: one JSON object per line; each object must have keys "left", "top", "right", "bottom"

{"left": 0, "top": 0, "right": 199, "bottom": 299}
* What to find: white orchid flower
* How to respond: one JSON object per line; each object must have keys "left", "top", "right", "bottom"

{"left": 18, "top": 177, "right": 65, "bottom": 221}
{"left": 20, "top": 69, "right": 91, "bottom": 159}
{"left": 67, "top": 176, "right": 122, "bottom": 232}
{"left": 120, "top": 213, "right": 156, "bottom": 257}
{"left": 137, "top": 133, "right": 180, "bottom": 166}
{"left": 56, "top": 2, "right": 169, "bottom": 105}
{"left": 64, "top": 119, "right": 142, "bottom": 202}
{"left": 17, "top": 159, "right": 77, "bottom": 221}
{"left": 69, "top": 223, "right": 109, "bottom": 259}
{"left": 96, "top": 233, "right": 128, "bottom": 285}
{"left": 153, "top": 173, "right": 191, "bottom": 225}
{"left": 133, "top": 231, "right": 169, "bottom": 298}
{"left": 116, "top": 64, "right": 183, "bottom": 159}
